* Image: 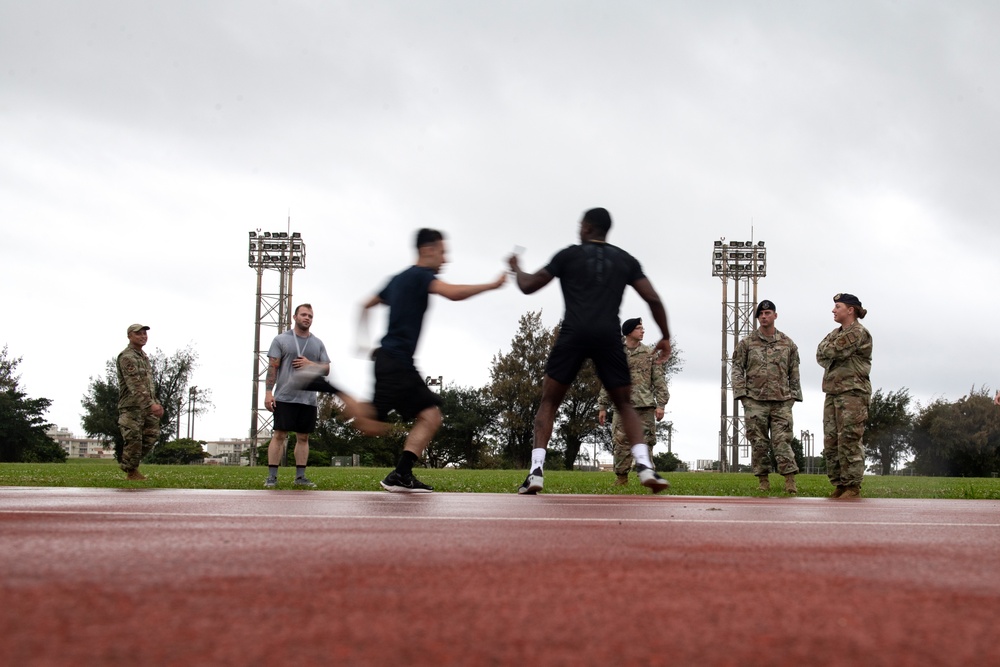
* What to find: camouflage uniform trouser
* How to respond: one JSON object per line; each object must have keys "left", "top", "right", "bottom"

{"left": 611, "top": 407, "right": 657, "bottom": 476}
{"left": 823, "top": 392, "right": 868, "bottom": 488}
{"left": 742, "top": 397, "right": 798, "bottom": 477}
{"left": 118, "top": 409, "right": 160, "bottom": 473}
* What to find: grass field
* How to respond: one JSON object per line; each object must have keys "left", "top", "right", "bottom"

{"left": 3, "top": 460, "right": 1000, "bottom": 498}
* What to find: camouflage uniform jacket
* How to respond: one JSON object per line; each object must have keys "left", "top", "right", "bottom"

{"left": 117, "top": 345, "right": 157, "bottom": 412}
{"left": 816, "top": 320, "right": 873, "bottom": 396}
{"left": 732, "top": 328, "right": 803, "bottom": 402}
{"left": 598, "top": 342, "right": 670, "bottom": 411}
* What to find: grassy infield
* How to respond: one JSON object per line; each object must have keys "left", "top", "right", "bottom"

{"left": 3, "top": 458, "right": 1000, "bottom": 498}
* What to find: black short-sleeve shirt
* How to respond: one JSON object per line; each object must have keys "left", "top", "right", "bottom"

{"left": 545, "top": 241, "right": 644, "bottom": 337}
{"left": 378, "top": 265, "right": 437, "bottom": 364}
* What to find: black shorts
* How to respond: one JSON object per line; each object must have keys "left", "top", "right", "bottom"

{"left": 546, "top": 330, "right": 631, "bottom": 389}
{"left": 373, "top": 349, "right": 444, "bottom": 421}
{"left": 273, "top": 401, "right": 318, "bottom": 434}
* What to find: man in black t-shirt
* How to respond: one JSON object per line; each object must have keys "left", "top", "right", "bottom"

{"left": 508, "top": 207, "right": 673, "bottom": 494}
{"left": 362, "top": 228, "right": 506, "bottom": 492}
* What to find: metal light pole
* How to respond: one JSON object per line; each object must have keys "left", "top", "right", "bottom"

{"left": 712, "top": 237, "right": 766, "bottom": 472}
{"left": 800, "top": 430, "right": 814, "bottom": 474}
{"left": 187, "top": 386, "right": 198, "bottom": 440}
{"left": 248, "top": 226, "right": 306, "bottom": 466}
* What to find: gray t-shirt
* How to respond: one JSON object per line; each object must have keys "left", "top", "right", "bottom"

{"left": 267, "top": 329, "right": 331, "bottom": 406}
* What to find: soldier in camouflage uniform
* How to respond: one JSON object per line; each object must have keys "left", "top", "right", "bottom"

{"left": 598, "top": 318, "right": 670, "bottom": 485}
{"left": 817, "top": 293, "right": 872, "bottom": 499}
{"left": 731, "top": 300, "right": 802, "bottom": 493}
{"left": 116, "top": 324, "right": 163, "bottom": 481}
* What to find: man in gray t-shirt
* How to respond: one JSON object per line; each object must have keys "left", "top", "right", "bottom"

{"left": 263, "top": 303, "right": 330, "bottom": 488}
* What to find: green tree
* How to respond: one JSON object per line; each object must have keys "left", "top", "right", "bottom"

{"left": 865, "top": 388, "right": 914, "bottom": 475}
{"left": 0, "top": 346, "right": 65, "bottom": 463}
{"left": 81, "top": 345, "right": 211, "bottom": 462}
{"left": 488, "top": 311, "right": 553, "bottom": 468}
{"left": 426, "top": 386, "right": 499, "bottom": 468}
{"left": 912, "top": 387, "right": 1000, "bottom": 477}
{"left": 555, "top": 358, "right": 602, "bottom": 470}
{"left": 653, "top": 451, "right": 686, "bottom": 472}
{"left": 146, "top": 438, "right": 208, "bottom": 465}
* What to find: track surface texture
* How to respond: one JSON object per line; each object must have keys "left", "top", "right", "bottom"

{"left": 3, "top": 487, "right": 1000, "bottom": 666}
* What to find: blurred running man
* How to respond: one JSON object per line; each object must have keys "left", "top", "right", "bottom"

{"left": 363, "top": 228, "right": 506, "bottom": 492}
{"left": 508, "top": 207, "right": 673, "bottom": 494}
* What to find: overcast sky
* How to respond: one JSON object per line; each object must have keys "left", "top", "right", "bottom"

{"left": 3, "top": 0, "right": 998, "bottom": 467}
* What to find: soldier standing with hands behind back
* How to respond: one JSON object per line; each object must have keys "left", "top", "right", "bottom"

{"left": 732, "top": 300, "right": 802, "bottom": 493}
{"left": 117, "top": 324, "right": 163, "bottom": 481}
{"left": 598, "top": 318, "right": 670, "bottom": 486}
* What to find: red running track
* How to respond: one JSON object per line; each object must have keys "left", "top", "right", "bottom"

{"left": 2, "top": 487, "right": 1000, "bottom": 666}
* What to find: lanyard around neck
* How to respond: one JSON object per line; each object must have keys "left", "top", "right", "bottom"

{"left": 292, "top": 330, "right": 310, "bottom": 358}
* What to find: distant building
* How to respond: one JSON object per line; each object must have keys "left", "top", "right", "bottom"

{"left": 47, "top": 427, "right": 113, "bottom": 459}
{"left": 203, "top": 438, "right": 253, "bottom": 465}
{"left": 695, "top": 459, "right": 716, "bottom": 471}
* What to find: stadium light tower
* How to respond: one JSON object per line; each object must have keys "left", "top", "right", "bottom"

{"left": 248, "top": 226, "right": 306, "bottom": 465}
{"left": 711, "top": 237, "right": 766, "bottom": 472}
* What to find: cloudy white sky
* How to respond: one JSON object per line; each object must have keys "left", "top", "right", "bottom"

{"left": 3, "top": 0, "right": 998, "bottom": 466}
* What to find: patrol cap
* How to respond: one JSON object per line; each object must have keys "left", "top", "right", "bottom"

{"left": 833, "top": 293, "right": 862, "bottom": 308}
{"left": 755, "top": 300, "right": 776, "bottom": 318}
{"left": 621, "top": 318, "right": 642, "bottom": 336}
{"left": 127, "top": 323, "right": 150, "bottom": 334}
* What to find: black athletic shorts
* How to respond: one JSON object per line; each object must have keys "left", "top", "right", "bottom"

{"left": 545, "top": 330, "right": 631, "bottom": 389}
{"left": 373, "top": 348, "right": 444, "bottom": 421}
{"left": 273, "top": 401, "right": 318, "bottom": 434}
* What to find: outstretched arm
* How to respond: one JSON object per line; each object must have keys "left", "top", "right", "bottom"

{"left": 632, "top": 277, "right": 672, "bottom": 361}
{"left": 429, "top": 273, "right": 506, "bottom": 301}
{"left": 507, "top": 254, "right": 554, "bottom": 294}
{"left": 356, "top": 296, "right": 383, "bottom": 356}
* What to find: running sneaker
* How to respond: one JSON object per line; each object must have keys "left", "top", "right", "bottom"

{"left": 293, "top": 476, "right": 317, "bottom": 488}
{"left": 380, "top": 471, "right": 433, "bottom": 493}
{"left": 518, "top": 467, "right": 544, "bottom": 495}
{"left": 264, "top": 477, "right": 277, "bottom": 489}
{"left": 636, "top": 464, "right": 670, "bottom": 493}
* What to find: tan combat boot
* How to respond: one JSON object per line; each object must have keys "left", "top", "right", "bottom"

{"left": 126, "top": 470, "right": 147, "bottom": 481}
{"left": 840, "top": 485, "right": 862, "bottom": 499}
{"left": 784, "top": 474, "right": 797, "bottom": 494}
{"left": 613, "top": 475, "right": 629, "bottom": 486}
{"left": 830, "top": 486, "right": 846, "bottom": 498}
{"left": 757, "top": 476, "right": 771, "bottom": 492}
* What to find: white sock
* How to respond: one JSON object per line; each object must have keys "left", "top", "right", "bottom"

{"left": 631, "top": 444, "right": 652, "bottom": 468}
{"left": 530, "top": 448, "right": 547, "bottom": 474}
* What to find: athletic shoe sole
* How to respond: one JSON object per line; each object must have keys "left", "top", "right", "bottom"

{"left": 380, "top": 480, "right": 433, "bottom": 493}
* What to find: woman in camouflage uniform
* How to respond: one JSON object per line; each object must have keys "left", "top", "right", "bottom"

{"left": 816, "top": 293, "right": 872, "bottom": 498}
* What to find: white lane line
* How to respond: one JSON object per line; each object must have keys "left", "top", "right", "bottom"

{"left": 2, "top": 509, "right": 999, "bottom": 528}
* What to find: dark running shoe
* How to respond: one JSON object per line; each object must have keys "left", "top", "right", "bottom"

{"left": 293, "top": 476, "right": 317, "bottom": 488}
{"left": 380, "top": 471, "right": 433, "bottom": 493}
{"left": 636, "top": 464, "right": 670, "bottom": 493}
{"left": 264, "top": 477, "right": 277, "bottom": 489}
{"left": 518, "top": 468, "right": 544, "bottom": 495}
